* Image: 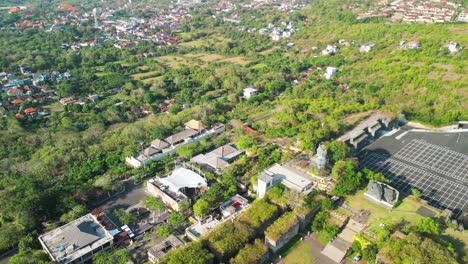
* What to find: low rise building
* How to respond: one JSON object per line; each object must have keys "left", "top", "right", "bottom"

{"left": 39, "top": 213, "right": 116, "bottom": 264}
{"left": 186, "top": 216, "right": 221, "bottom": 241}
{"left": 147, "top": 167, "right": 207, "bottom": 212}
{"left": 324, "top": 67, "right": 337, "bottom": 80}
{"left": 243, "top": 86, "right": 258, "bottom": 99}
{"left": 257, "top": 163, "right": 314, "bottom": 198}
{"left": 126, "top": 122, "right": 225, "bottom": 168}
{"left": 191, "top": 143, "right": 244, "bottom": 174}
{"left": 147, "top": 235, "right": 184, "bottom": 263}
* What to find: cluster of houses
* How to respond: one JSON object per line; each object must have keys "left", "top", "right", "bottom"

{"left": 13, "top": 3, "right": 189, "bottom": 50}
{"left": 125, "top": 120, "right": 226, "bottom": 168}
{"left": 0, "top": 66, "right": 72, "bottom": 118}
{"left": 38, "top": 115, "right": 336, "bottom": 263}
{"left": 257, "top": 22, "right": 296, "bottom": 42}
{"left": 357, "top": 0, "right": 464, "bottom": 24}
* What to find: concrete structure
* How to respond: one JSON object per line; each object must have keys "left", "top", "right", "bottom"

{"left": 39, "top": 214, "right": 115, "bottom": 264}
{"left": 316, "top": 142, "right": 328, "bottom": 169}
{"left": 243, "top": 86, "right": 258, "bottom": 99}
{"left": 364, "top": 180, "right": 399, "bottom": 208}
{"left": 447, "top": 41, "right": 459, "bottom": 53}
{"left": 186, "top": 216, "right": 221, "bottom": 241}
{"left": 126, "top": 122, "right": 225, "bottom": 168}
{"left": 219, "top": 194, "right": 250, "bottom": 218}
{"left": 147, "top": 235, "right": 184, "bottom": 263}
{"left": 146, "top": 167, "right": 207, "bottom": 212}
{"left": 359, "top": 43, "right": 376, "bottom": 53}
{"left": 324, "top": 67, "right": 337, "bottom": 80}
{"left": 264, "top": 214, "right": 300, "bottom": 253}
{"left": 191, "top": 143, "right": 244, "bottom": 174}
{"left": 321, "top": 219, "right": 365, "bottom": 263}
{"left": 338, "top": 112, "right": 393, "bottom": 149}
{"left": 257, "top": 163, "right": 314, "bottom": 198}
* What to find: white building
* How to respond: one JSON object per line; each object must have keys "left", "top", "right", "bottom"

{"left": 447, "top": 41, "right": 459, "bottom": 53}
{"left": 322, "top": 44, "right": 338, "bottom": 55}
{"left": 359, "top": 43, "right": 376, "bottom": 53}
{"left": 243, "top": 86, "right": 258, "bottom": 99}
{"left": 39, "top": 214, "right": 115, "bottom": 264}
{"left": 324, "top": 67, "right": 337, "bottom": 80}
{"left": 257, "top": 163, "right": 314, "bottom": 198}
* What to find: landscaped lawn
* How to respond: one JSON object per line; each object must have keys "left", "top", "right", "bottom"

{"left": 284, "top": 241, "right": 314, "bottom": 264}
{"left": 346, "top": 190, "right": 439, "bottom": 231}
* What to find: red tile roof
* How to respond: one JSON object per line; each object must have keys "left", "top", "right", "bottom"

{"left": 12, "top": 99, "right": 24, "bottom": 104}
{"left": 24, "top": 108, "right": 36, "bottom": 114}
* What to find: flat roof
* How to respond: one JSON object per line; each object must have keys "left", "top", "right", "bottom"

{"left": 187, "top": 217, "right": 221, "bottom": 238}
{"left": 148, "top": 235, "right": 184, "bottom": 261}
{"left": 39, "top": 214, "right": 114, "bottom": 264}
{"left": 266, "top": 163, "right": 313, "bottom": 192}
{"left": 159, "top": 167, "right": 207, "bottom": 194}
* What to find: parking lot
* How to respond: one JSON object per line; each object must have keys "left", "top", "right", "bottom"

{"left": 358, "top": 130, "right": 468, "bottom": 218}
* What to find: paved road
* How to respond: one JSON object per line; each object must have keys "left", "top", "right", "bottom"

{"left": 101, "top": 181, "right": 147, "bottom": 210}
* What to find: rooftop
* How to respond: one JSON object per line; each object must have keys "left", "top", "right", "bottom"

{"left": 39, "top": 214, "right": 114, "bottom": 264}
{"left": 164, "top": 128, "right": 198, "bottom": 145}
{"left": 148, "top": 235, "right": 184, "bottom": 262}
{"left": 220, "top": 194, "right": 250, "bottom": 218}
{"left": 263, "top": 163, "right": 314, "bottom": 192}
{"left": 186, "top": 216, "right": 221, "bottom": 239}
{"left": 159, "top": 167, "right": 207, "bottom": 194}
{"left": 185, "top": 119, "right": 207, "bottom": 131}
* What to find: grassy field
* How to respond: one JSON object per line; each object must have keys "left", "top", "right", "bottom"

{"left": 44, "top": 102, "right": 64, "bottom": 112}
{"left": 141, "top": 76, "right": 164, "bottom": 84}
{"left": 283, "top": 241, "right": 314, "bottom": 264}
{"left": 131, "top": 70, "right": 161, "bottom": 80}
{"left": 345, "top": 190, "right": 468, "bottom": 256}
{"left": 345, "top": 190, "right": 438, "bottom": 231}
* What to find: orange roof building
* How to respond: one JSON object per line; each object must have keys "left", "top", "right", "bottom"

{"left": 24, "top": 108, "right": 37, "bottom": 114}
{"left": 58, "top": 3, "right": 79, "bottom": 12}
{"left": 12, "top": 99, "right": 24, "bottom": 105}
{"left": 8, "top": 7, "right": 23, "bottom": 13}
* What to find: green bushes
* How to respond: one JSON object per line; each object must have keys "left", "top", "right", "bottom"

{"left": 205, "top": 222, "right": 253, "bottom": 262}
{"left": 264, "top": 212, "right": 299, "bottom": 241}
{"left": 230, "top": 239, "right": 268, "bottom": 264}
{"left": 238, "top": 199, "right": 279, "bottom": 230}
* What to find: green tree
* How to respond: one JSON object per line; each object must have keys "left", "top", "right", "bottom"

{"left": 413, "top": 217, "right": 441, "bottom": 236}
{"left": 326, "top": 141, "right": 350, "bottom": 164}
{"left": 168, "top": 212, "right": 185, "bottom": 229}
{"left": 412, "top": 189, "right": 422, "bottom": 200}
{"left": 156, "top": 225, "right": 173, "bottom": 238}
{"left": 143, "top": 196, "right": 165, "bottom": 217}
{"left": 193, "top": 199, "right": 210, "bottom": 217}
{"left": 93, "top": 249, "right": 132, "bottom": 264}
{"left": 164, "top": 242, "right": 214, "bottom": 264}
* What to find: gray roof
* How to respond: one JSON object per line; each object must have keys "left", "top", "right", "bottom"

{"left": 39, "top": 214, "right": 113, "bottom": 264}
{"left": 151, "top": 139, "right": 169, "bottom": 150}
{"left": 62, "top": 221, "right": 103, "bottom": 249}
{"left": 143, "top": 147, "right": 160, "bottom": 157}
{"left": 165, "top": 128, "right": 198, "bottom": 145}
{"left": 258, "top": 172, "right": 273, "bottom": 183}
{"left": 212, "top": 144, "right": 242, "bottom": 159}
{"left": 148, "top": 235, "right": 184, "bottom": 261}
